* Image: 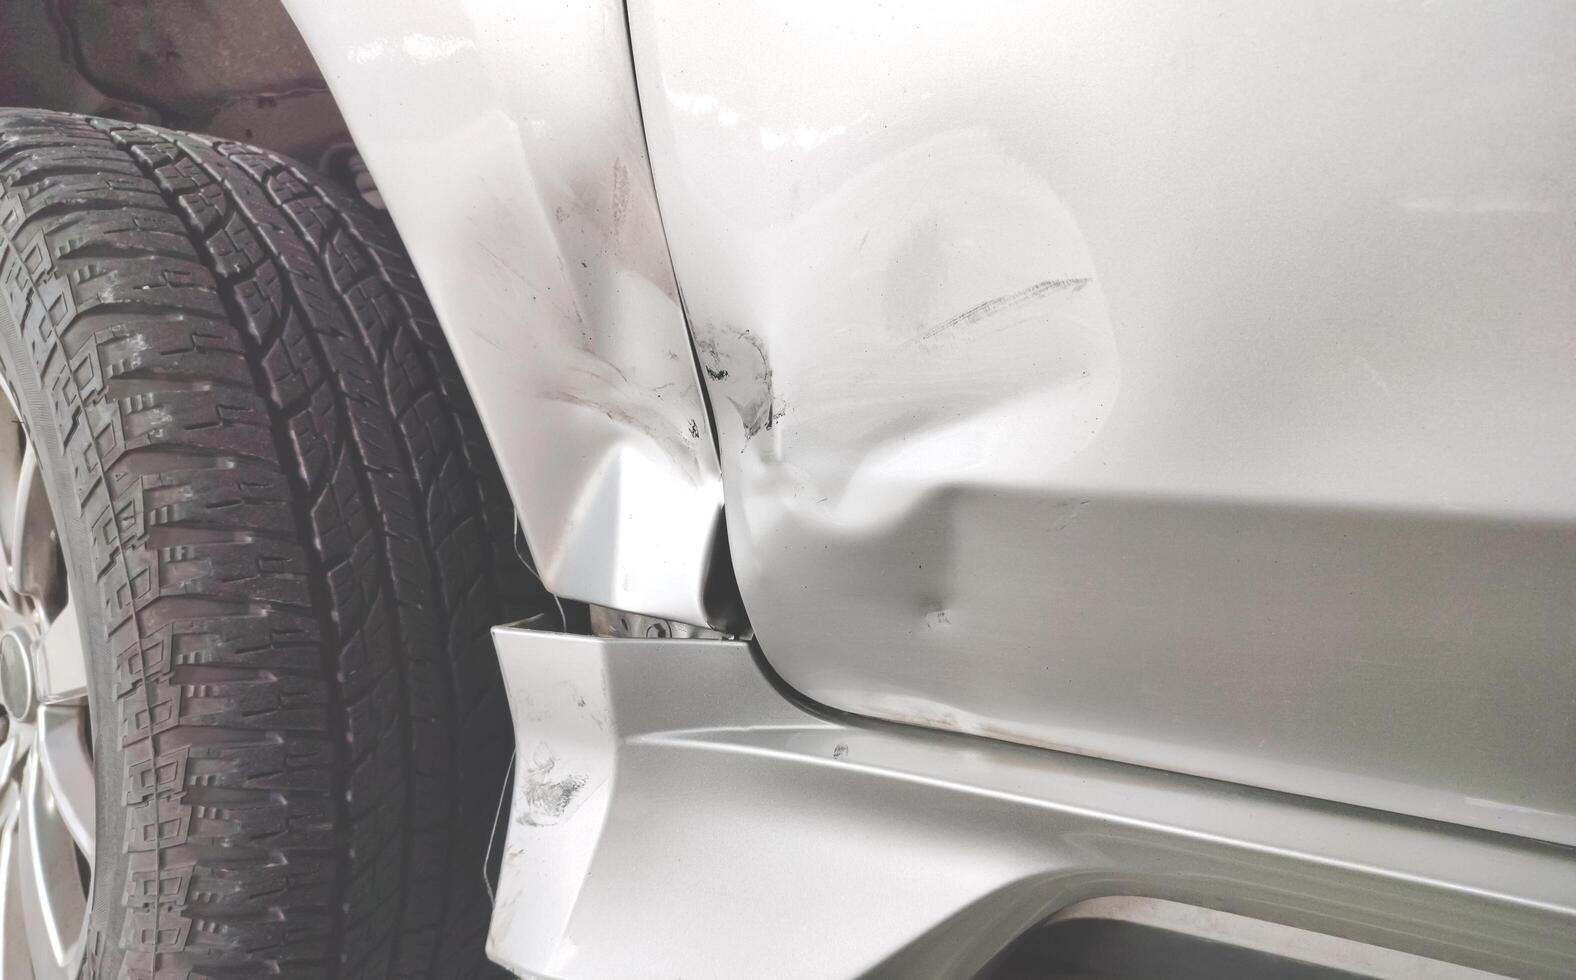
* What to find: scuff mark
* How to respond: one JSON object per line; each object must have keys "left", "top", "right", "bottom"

{"left": 515, "top": 743, "right": 588, "bottom": 827}
{"left": 610, "top": 159, "right": 632, "bottom": 234}
{"left": 832, "top": 743, "right": 849, "bottom": 760}
{"left": 694, "top": 326, "right": 786, "bottom": 440}
{"left": 476, "top": 240, "right": 583, "bottom": 326}
{"left": 693, "top": 334, "right": 726, "bottom": 380}
{"left": 544, "top": 390, "right": 699, "bottom": 482}
{"left": 1048, "top": 498, "right": 1091, "bottom": 533}
{"left": 1354, "top": 355, "right": 1398, "bottom": 406}
{"left": 871, "top": 697, "right": 961, "bottom": 733}
{"left": 747, "top": 395, "right": 789, "bottom": 438}
{"left": 918, "top": 277, "right": 1091, "bottom": 341}
{"left": 469, "top": 330, "right": 508, "bottom": 355}
{"left": 567, "top": 346, "right": 632, "bottom": 388}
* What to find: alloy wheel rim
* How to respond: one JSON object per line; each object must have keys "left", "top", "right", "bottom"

{"left": 0, "top": 374, "right": 93, "bottom": 980}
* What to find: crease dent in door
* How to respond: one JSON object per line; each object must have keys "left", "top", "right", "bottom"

{"left": 630, "top": 0, "right": 1576, "bottom": 846}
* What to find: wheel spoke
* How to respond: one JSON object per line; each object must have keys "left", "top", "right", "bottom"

{"left": 7, "top": 442, "right": 35, "bottom": 603}
{"left": 0, "top": 732, "right": 23, "bottom": 786}
{"left": 0, "top": 382, "right": 24, "bottom": 618}
{"left": 0, "top": 788, "right": 36, "bottom": 980}
{"left": 34, "top": 708, "right": 92, "bottom": 863}
{"left": 33, "top": 600, "right": 84, "bottom": 707}
{"left": 17, "top": 754, "right": 83, "bottom": 978}
{"left": 0, "top": 339, "right": 90, "bottom": 980}
{"left": 8, "top": 444, "right": 60, "bottom": 616}
{"left": 0, "top": 538, "right": 13, "bottom": 618}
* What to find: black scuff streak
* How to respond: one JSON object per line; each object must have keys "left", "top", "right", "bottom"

{"left": 566, "top": 347, "right": 632, "bottom": 387}
{"left": 694, "top": 328, "right": 786, "bottom": 441}
{"left": 740, "top": 393, "right": 788, "bottom": 439}
{"left": 918, "top": 277, "right": 1091, "bottom": 341}
{"left": 729, "top": 329, "right": 785, "bottom": 439}
{"left": 694, "top": 334, "right": 725, "bottom": 378}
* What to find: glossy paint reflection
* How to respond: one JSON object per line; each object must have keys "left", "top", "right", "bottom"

{"left": 631, "top": 0, "right": 1576, "bottom": 843}
{"left": 284, "top": 0, "right": 734, "bottom": 628}
{"left": 486, "top": 628, "right": 1576, "bottom": 979}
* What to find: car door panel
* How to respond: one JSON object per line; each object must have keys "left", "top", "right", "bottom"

{"left": 631, "top": 0, "right": 1576, "bottom": 844}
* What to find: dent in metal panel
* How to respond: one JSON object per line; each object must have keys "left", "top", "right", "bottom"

{"left": 630, "top": 0, "right": 1576, "bottom": 843}
{"left": 282, "top": 0, "right": 732, "bottom": 628}
{"left": 690, "top": 129, "right": 1119, "bottom": 485}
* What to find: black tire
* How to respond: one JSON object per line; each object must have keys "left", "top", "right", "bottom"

{"left": 0, "top": 109, "right": 541, "bottom": 978}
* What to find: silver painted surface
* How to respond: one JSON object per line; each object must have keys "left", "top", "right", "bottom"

{"left": 486, "top": 626, "right": 1576, "bottom": 980}
{"left": 1042, "top": 898, "right": 1504, "bottom": 980}
{"left": 282, "top": 0, "right": 732, "bottom": 629}
{"left": 630, "top": 0, "right": 1576, "bottom": 843}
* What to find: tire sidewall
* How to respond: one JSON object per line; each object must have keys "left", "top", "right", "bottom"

{"left": 0, "top": 288, "right": 129, "bottom": 975}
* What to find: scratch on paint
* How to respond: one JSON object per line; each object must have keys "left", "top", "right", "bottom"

{"left": 1354, "top": 355, "right": 1397, "bottom": 405}
{"left": 918, "top": 277, "right": 1090, "bottom": 340}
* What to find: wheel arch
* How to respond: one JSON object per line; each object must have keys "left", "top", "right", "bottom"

{"left": 2, "top": 0, "right": 740, "bottom": 631}
{"left": 0, "top": 0, "right": 355, "bottom": 171}
{"left": 282, "top": 0, "right": 738, "bottom": 631}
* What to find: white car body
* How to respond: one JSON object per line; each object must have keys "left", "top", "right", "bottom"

{"left": 283, "top": 2, "right": 1576, "bottom": 976}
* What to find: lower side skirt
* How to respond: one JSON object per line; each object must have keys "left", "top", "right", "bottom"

{"left": 485, "top": 627, "right": 1576, "bottom": 979}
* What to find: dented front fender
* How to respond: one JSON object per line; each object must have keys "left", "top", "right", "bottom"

{"left": 283, "top": 0, "right": 735, "bottom": 629}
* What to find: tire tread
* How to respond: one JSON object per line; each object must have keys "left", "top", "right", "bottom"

{"left": 0, "top": 108, "right": 528, "bottom": 980}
